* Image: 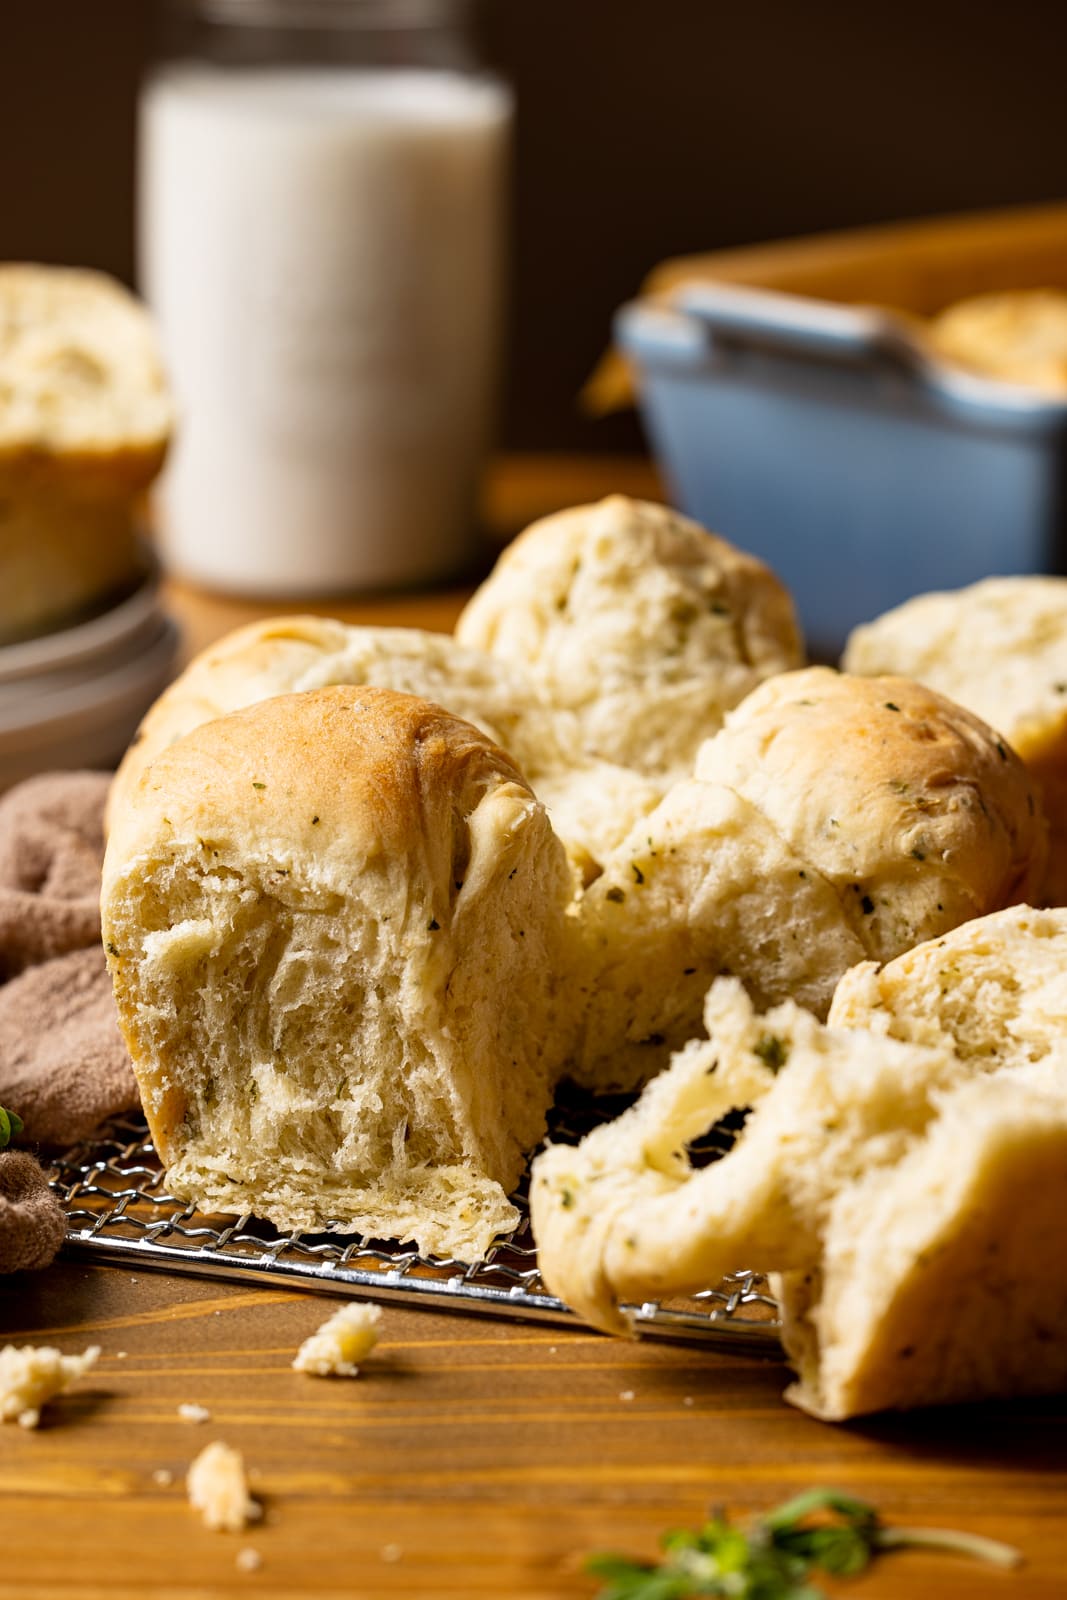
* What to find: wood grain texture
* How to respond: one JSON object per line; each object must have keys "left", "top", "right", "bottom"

{"left": 1, "top": 1261, "right": 1064, "bottom": 1599}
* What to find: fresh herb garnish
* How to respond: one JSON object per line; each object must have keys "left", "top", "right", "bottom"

{"left": 0, "top": 1107, "right": 23, "bottom": 1150}
{"left": 585, "top": 1488, "right": 1021, "bottom": 1599}
{"left": 754, "top": 1034, "right": 789, "bottom": 1073}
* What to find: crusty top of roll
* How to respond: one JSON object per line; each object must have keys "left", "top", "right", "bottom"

{"left": 107, "top": 614, "right": 550, "bottom": 835}
{"left": 0, "top": 264, "right": 172, "bottom": 477}
{"left": 454, "top": 495, "right": 803, "bottom": 776}
{"left": 695, "top": 666, "right": 1047, "bottom": 960}
{"left": 842, "top": 575, "right": 1067, "bottom": 766}
{"left": 105, "top": 683, "right": 532, "bottom": 896}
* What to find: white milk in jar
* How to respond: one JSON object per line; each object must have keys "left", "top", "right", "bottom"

{"left": 139, "top": 62, "right": 511, "bottom": 593}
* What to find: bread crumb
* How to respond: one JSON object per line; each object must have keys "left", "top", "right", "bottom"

{"left": 0, "top": 1343, "right": 100, "bottom": 1429}
{"left": 236, "top": 1548, "right": 262, "bottom": 1573}
{"left": 187, "top": 1440, "right": 262, "bottom": 1533}
{"left": 682, "top": 1395, "right": 694, "bottom": 1407}
{"left": 152, "top": 1467, "right": 174, "bottom": 1487}
{"left": 380, "top": 1543, "right": 403, "bottom": 1563}
{"left": 178, "top": 1402, "right": 211, "bottom": 1423}
{"left": 116, "top": 1351, "right": 128, "bottom": 1359}
{"left": 292, "top": 1301, "right": 382, "bottom": 1378}
{"left": 618, "top": 1389, "right": 635, "bottom": 1401}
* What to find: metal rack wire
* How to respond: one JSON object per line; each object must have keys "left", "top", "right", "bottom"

{"left": 45, "top": 1092, "right": 782, "bottom": 1352}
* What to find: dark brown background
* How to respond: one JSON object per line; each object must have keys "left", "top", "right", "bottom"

{"left": 1, "top": 0, "right": 1065, "bottom": 449}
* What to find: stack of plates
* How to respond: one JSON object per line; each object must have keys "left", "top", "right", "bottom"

{"left": 0, "top": 555, "right": 180, "bottom": 791}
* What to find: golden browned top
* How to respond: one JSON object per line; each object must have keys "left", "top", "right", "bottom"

{"left": 696, "top": 667, "right": 1048, "bottom": 955}
{"left": 103, "top": 684, "right": 534, "bottom": 902}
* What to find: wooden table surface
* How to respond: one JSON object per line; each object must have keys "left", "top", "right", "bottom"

{"left": 4, "top": 456, "right": 1066, "bottom": 1598}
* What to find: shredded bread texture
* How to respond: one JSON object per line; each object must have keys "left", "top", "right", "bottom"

{"left": 103, "top": 686, "right": 577, "bottom": 1261}
{"left": 292, "top": 1301, "right": 382, "bottom": 1377}
{"left": 531, "top": 961, "right": 1067, "bottom": 1420}
{"left": 186, "top": 1440, "right": 261, "bottom": 1533}
{"left": 0, "top": 1343, "right": 100, "bottom": 1428}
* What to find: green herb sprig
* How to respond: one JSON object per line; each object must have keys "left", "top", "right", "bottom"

{"left": 586, "top": 1488, "right": 1021, "bottom": 1599}
{"left": 0, "top": 1106, "right": 23, "bottom": 1151}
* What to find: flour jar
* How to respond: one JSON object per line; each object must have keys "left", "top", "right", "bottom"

{"left": 139, "top": 0, "right": 511, "bottom": 594}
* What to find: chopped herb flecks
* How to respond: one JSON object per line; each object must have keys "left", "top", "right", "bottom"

{"left": 754, "top": 1033, "right": 789, "bottom": 1072}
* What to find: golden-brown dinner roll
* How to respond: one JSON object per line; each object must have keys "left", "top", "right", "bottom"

{"left": 102, "top": 686, "right": 576, "bottom": 1260}
{"left": 107, "top": 615, "right": 545, "bottom": 827}
{"left": 0, "top": 265, "right": 172, "bottom": 642}
{"left": 106, "top": 613, "right": 653, "bottom": 882}
{"left": 454, "top": 495, "right": 804, "bottom": 778}
{"left": 567, "top": 666, "right": 1046, "bottom": 1089}
{"left": 843, "top": 577, "right": 1067, "bottom": 905}
{"left": 927, "top": 288, "right": 1067, "bottom": 392}
{"left": 531, "top": 977, "right": 1067, "bottom": 1419}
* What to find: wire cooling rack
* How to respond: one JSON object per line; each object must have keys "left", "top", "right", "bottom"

{"left": 45, "top": 1089, "right": 781, "bottom": 1352}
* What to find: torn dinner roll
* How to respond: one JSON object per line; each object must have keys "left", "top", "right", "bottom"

{"left": 828, "top": 902, "right": 1067, "bottom": 1067}
{"left": 843, "top": 576, "right": 1067, "bottom": 904}
{"left": 455, "top": 495, "right": 803, "bottom": 779}
{"left": 568, "top": 667, "right": 1046, "bottom": 1089}
{"left": 531, "top": 977, "right": 1067, "bottom": 1419}
{"left": 107, "top": 614, "right": 548, "bottom": 831}
{"left": 104, "top": 610, "right": 646, "bottom": 882}
{"left": 102, "top": 686, "right": 576, "bottom": 1261}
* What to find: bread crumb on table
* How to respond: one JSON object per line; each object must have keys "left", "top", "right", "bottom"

{"left": 0, "top": 1343, "right": 100, "bottom": 1429}
{"left": 380, "top": 1544, "right": 403, "bottom": 1564}
{"left": 152, "top": 1467, "right": 174, "bottom": 1487}
{"left": 292, "top": 1301, "right": 382, "bottom": 1378}
{"left": 178, "top": 1401, "right": 212, "bottom": 1423}
{"left": 187, "top": 1440, "right": 262, "bottom": 1533}
{"left": 236, "top": 1548, "right": 263, "bottom": 1573}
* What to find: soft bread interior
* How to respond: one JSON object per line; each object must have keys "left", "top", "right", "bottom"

{"left": 103, "top": 687, "right": 575, "bottom": 1261}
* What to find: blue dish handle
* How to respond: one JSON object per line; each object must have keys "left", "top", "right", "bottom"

{"left": 674, "top": 282, "right": 911, "bottom": 370}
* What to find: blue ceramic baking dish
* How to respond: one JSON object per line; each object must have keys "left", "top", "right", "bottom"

{"left": 616, "top": 225, "right": 1067, "bottom": 657}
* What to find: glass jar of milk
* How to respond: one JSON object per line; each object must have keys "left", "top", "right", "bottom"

{"left": 139, "top": 0, "right": 511, "bottom": 594}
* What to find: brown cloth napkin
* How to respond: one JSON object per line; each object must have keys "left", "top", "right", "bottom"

{"left": 0, "top": 771, "right": 140, "bottom": 1272}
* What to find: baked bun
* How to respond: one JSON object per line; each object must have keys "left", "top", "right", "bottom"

{"left": 108, "top": 612, "right": 665, "bottom": 884}
{"left": 102, "top": 686, "right": 575, "bottom": 1260}
{"left": 531, "top": 977, "right": 1067, "bottom": 1419}
{"left": 108, "top": 615, "right": 546, "bottom": 827}
{"left": 0, "top": 264, "right": 172, "bottom": 642}
{"left": 927, "top": 289, "right": 1067, "bottom": 392}
{"left": 568, "top": 666, "right": 1046, "bottom": 1089}
{"left": 843, "top": 577, "right": 1067, "bottom": 904}
{"left": 454, "top": 496, "right": 803, "bottom": 778}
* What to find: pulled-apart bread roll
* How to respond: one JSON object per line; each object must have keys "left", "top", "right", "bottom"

{"left": 454, "top": 495, "right": 803, "bottom": 778}
{"left": 829, "top": 902, "right": 1067, "bottom": 1061}
{"left": 843, "top": 577, "right": 1067, "bottom": 905}
{"left": 106, "top": 613, "right": 657, "bottom": 882}
{"left": 569, "top": 667, "right": 1046, "bottom": 1090}
{"left": 102, "top": 686, "right": 576, "bottom": 1260}
{"left": 108, "top": 615, "right": 546, "bottom": 828}
{"left": 531, "top": 977, "right": 1067, "bottom": 1419}
{"left": 0, "top": 264, "right": 172, "bottom": 642}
